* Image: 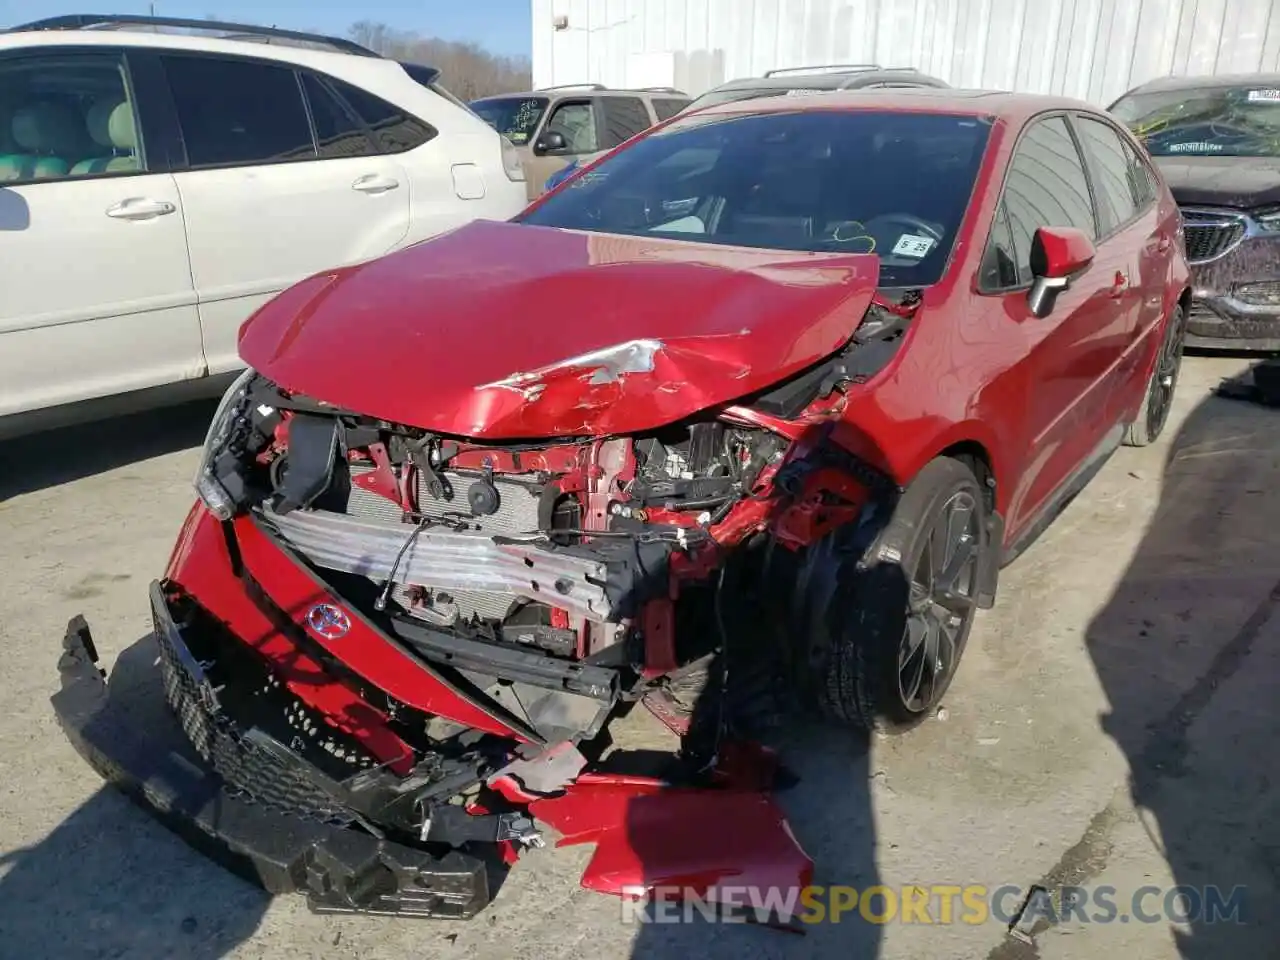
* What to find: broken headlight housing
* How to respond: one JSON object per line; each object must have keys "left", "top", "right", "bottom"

{"left": 193, "top": 368, "right": 261, "bottom": 520}
{"left": 1253, "top": 206, "right": 1280, "bottom": 234}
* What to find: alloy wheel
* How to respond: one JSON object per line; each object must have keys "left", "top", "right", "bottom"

{"left": 1146, "top": 308, "right": 1187, "bottom": 441}
{"left": 898, "top": 489, "right": 980, "bottom": 713}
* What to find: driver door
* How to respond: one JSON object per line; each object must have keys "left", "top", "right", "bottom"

{"left": 528, "top": 99, "right": 599, "bottom": 200}
{"left": 980, "top": 115, "right": 1134, "bottom": 541}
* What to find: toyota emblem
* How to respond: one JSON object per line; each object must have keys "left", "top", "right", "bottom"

{"left": 306, "top": 603, "right": 352, "bottom": 640}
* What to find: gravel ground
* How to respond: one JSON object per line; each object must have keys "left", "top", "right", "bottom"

{"left": 0, "top": 354, "right": 1276, "bottom": 960}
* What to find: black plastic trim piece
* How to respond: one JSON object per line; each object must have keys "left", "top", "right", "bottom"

{"left": 51, "top": 609, "right": 491, "bottom": 919}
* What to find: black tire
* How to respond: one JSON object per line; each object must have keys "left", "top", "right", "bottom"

{"left": 1124, "top": 303, "right": 1186, "bottom": 447}
{"left": 807, "top": 456, "right": 988, "bottom": 734}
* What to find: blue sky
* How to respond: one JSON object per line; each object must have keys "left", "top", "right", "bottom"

{"left": 0, "top": 0, "right": 533, "bottom": 57}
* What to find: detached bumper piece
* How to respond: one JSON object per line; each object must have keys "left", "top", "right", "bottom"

{"left": 51, "top": 606, "right": 490, "bottom": 919}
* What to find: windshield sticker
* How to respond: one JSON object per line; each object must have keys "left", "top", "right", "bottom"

{"left": 1166, "top": 141, "right": 1224, "bottom": 153}
{"left": 892, "top": 234, "right": 936, "bottom": 258}
{"left": 1247, "top": 88, "right": 1280, "bottom": 102}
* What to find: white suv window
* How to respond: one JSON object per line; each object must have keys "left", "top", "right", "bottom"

{"left": 323, "top": 76, "right": 435, "bottom": 154}
{"left": 300, "top": 72, "right": 377, "bottom": 159}
{"left": 162, "top": 55, "right": 314, "bottom": 167}
{"left": 0, "top": 51, "right": 144, "bottom": 184}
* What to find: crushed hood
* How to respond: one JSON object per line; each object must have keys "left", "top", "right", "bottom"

{"left": 1153, "top": 155, "right": 1280, "bottom": 209}
{"left": 238, "top": 220, "right": 880, "bottom": 439}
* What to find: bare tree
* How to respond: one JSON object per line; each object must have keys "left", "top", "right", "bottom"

{"left": 349, "top": 21, "right": 532, "bottom": 100}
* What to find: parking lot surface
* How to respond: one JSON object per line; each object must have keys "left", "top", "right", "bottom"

{"left": 1, "top": 354, "right": 1276, "bottom": 960}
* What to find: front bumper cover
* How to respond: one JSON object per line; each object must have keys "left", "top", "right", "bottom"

{"left": 53, "top": 504, "right": 815, "bottom": 924}
{"left": 50, "top": 595, "right": 491, "bottom": 919}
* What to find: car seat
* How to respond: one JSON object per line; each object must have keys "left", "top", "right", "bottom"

{"left": 6, "top": 102, "right": 83, "bottom": 180}
{"left": 70, "top": 101, "right": 139, "bottom": 175}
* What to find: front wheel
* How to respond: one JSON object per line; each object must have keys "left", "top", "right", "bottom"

{"left": 1124, "top": 302, "right": 1186, "bottom": 447}
{"left": 805, "top": 456, "right": 988, "bottom": 734}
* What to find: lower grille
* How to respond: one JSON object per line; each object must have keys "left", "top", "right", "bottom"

{"left": 347, "top": 465, "right": 543, "bottom": 624}
{"left": 1181, "top": 212, "right": 1246, "bottom": 264}
{"left": 155, "top": 615, "right": 368, "bottom": 826}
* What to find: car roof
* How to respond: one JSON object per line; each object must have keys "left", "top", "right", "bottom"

{"left": 1121, "top": 72, "right": 1280, "bottom": 96}
{"left": 704, "top": 68, "right": 945, "bottom": 93}
{"left": 686, "top": 86, "right": 1100, "bottom": 124}
{"left": 0, "top": 19, "right": 392, "bottom": 75}
{"left": 474, "top": 86, "right": 690, "bottom": 102}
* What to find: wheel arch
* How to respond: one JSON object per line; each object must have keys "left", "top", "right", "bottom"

{"left": 894, "top": 422, "right": 1009, "bottom": 519}
{"left": 902, "top": 431, "right": 1006, "bottom": 609}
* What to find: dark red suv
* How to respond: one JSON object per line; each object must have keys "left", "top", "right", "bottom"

{"left": 54, "top": 88, "right": 1190, "bottom": 922}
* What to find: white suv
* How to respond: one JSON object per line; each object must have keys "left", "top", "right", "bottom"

{"left": 0, "top": 15, "right": 528, "bottom": 438}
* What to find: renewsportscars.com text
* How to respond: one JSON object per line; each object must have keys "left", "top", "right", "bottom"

{"left": 620, "top": 883, "right": 1249, "bottom": 926}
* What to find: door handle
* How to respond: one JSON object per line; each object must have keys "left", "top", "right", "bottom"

{"left": 105, "top": 198, "right": 176, "bottom": 220}
{"left": 352, "top": 174, "right": 400, "bottom": 194}
{"left": 1109, "top": 271, "right": 1129, "bottom": 298}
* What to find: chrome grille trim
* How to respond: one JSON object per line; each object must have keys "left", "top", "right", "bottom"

{"left": 262, "top": 506, "right": 613, "bottom": 622}
{"left": 1179, "top": 207, "right": 1247, "bottom": 264}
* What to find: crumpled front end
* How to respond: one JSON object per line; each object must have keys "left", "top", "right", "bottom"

{"left": 55, "top": 275, "right": 927, "bottom": 922}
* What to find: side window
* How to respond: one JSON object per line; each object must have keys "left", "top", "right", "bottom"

{"left": 600, "top": 96, "right": 653, "bottom": 148}
{"left": 326, "top": 78, "right": 436, "bottom": 154}
{"left": 1002, "top": 115, "right": 1097, "bottom": 285}
{"left": 1122, "top": 137, "right": 1158, "bottom": 207}
{"left": 979, "top": 201, "right": 1021, "bottom": 290}
{"left": 163, "top": 55, "right": 314, "bottom": 167}
{"left": 301, "top": 73, "right": 375, "bottom": 159}
{"left": 1076, "top": 116, "right": 1140, "bottom": 232}
{"left": 0, "top": 51, "right": 144, "bottom": 184}
{"left": 652, "top": 97, "right": 689, "bottom": 121}
{"left": 544, "top": 101, "right": 599, "bottom": 154}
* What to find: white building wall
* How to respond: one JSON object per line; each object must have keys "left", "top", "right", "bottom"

{"left": 530, "top": 0, "right": 1280, "bottom": 104}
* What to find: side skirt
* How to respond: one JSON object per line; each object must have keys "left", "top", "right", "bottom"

{"left": 1000, "top": 423, "right": 1124, "bottom": 569}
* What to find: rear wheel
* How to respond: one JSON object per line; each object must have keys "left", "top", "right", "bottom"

{"left": 804, "top": 457, "right": 988, "bottom": 733}
{"left": 1124, "top": 302, "right": 1186, "bottom": 447}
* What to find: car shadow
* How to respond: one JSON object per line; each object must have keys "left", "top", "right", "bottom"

{"left": 992, "top": 374, "right": 1280, "bottom": 957}
{"left": 0, "top": 397, "right": 219, "bottom": 501}
{"left": 0, "top": 637, "right": 269, "bottom": 959}
{"left": 1086, "top": 378, "right": 1280, "bottom": 956}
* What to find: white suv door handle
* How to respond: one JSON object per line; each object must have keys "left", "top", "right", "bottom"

{"left": 352, "top": 174, "right": 400, "bottom": 194}
{"left": 105, "top": 198, "right": 176, "bottom": 220}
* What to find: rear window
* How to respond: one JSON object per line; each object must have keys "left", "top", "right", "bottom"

{"left": 684, "top": 86, "right": 822, "bottom": 112}
{"left": 1111, "top": 83, "right": 1280, "bottom": 158}
{"left": 469, "top": 96, "right": 548, "bottom": 145}
{"left": 653, "top": 97, "right": 690, "bottom": 120}
{"left": 520, "top": 109, "right": 992, "bottom": 287}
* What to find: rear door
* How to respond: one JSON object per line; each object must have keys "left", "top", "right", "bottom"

{"left": 1072, "top": 112, "right": 1160, "bottom": 418}
{"left": 978, "top": 114, "right": 1133, "bottom": 538}
{"left": 0, "top": 46, "right": 201, "bottom": 418}
{"left": 156, "top": 52, "right": 416, "bottom": 376}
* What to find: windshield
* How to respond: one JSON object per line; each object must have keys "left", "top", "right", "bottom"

{"left": 1111, "top": 84, "right": 1280, "bottom": 158}
{"left": 468, "top": 96, "right": 548, "bottom": 145}
{"left": 519, "top": 109, "right": 992, "bottom": 287}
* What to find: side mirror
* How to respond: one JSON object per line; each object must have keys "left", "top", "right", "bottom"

{"left": 1026, "top": 226, "right": 1096, "bottom": 318}
{"left": 534, "top": 131, "right": 568, "bottom": 156}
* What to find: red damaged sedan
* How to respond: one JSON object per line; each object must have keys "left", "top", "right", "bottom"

{"left": 54, "top": 89, "right": 1190, "bottom": 920}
